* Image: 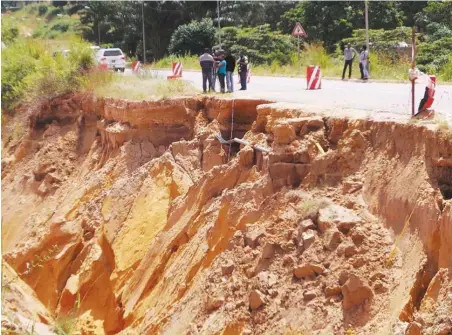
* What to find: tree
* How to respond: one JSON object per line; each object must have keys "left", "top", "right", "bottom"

{"left": 220, "top": 25, "right": 294, "bottom": 65}
{"left": 280, "top": 1, "right": 406, "bottom": 53}
{"left": 395, "top": 1, "right": 427, "bottom": 27}
{"left": 217, "top": 1, "right": 296, "bottom": 29}
{"left": 79, "top": 2, "right": 116, "bottom": 46}
{"left": 52, "top": 1, "right": 67, "bottom": 7}
{"left": 415, "top": 1, "right": 452, "bottom": 38}
{"left": 169, "top": 19, "right": 216, "bottom": 56}
{"left": 280, "top": 2, "right": 361, "bottom": 52}
{"left": 367, "top": 1, "right": 403, "bottom": 30}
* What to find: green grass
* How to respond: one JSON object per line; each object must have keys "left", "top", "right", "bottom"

{"left": 153, "top": 54, "right": 200, "bottom": 71}
{"left": 440, "top": 57, "right": 452, "bottom": 82}
{"left": 54, "top": 315, "right": 77, "bottom": 335}
{"left": 2, "top": 34, "right": 100, "bottom": 109}
{"left": 152, "top": 43, "right": 432, "bottom": 82}
{"left": 2, "top": 3, "right": 83, "bottom": 50}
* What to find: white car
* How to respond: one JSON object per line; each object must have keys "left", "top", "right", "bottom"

{"left": 96, "top": 48, "right": 126, "bottom": 72}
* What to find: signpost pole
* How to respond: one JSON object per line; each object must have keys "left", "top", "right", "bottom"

{"left": 411, "top": 26, "right": 416, "bottom": 116}
{"left": 292, "top": 22, "right": 306, "bottom": 64}
{"left": 297, "top": 35, "right": 300, "bottom": 63}
{"left": 142, "top": 0, "right": 146, "bottom": 64}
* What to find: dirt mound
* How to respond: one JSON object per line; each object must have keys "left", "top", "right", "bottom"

{"left": 2, "top": 94, "right": 451, "bottom": 335}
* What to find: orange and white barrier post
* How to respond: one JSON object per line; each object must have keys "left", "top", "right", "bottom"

{"left": 410, "top": 68, "right": 437, "bottom": 116}
{"left": 167, "top": 62, "right": 183, "bottom": 80}
{"left": 423, "top": 75, "right": 436, "bottom": 109}
{"left": 98, "top": 57, "right": 108, "bottom": 71}
{"left": 131, "top": 61, "right": 142, "bottom": 73}
{"left": 306, "top": 65, "right": 322, "bottom": 90}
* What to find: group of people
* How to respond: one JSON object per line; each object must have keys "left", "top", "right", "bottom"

{"left": 199, "top": 48, "right": 249, "bottom": 93}
{"left": 200, "top": 44, "right": 369, "bottom": 90}
{"left": 342, "top": 43, "right": 369, "bottom": 81}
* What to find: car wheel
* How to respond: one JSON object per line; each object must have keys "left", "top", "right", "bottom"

{"left": 120, "top": 68, "right": 125, "bottom": 73}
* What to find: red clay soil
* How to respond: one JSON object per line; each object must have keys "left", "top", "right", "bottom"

{"left": 1, "top": 94, "right": 451, "bottom": 335}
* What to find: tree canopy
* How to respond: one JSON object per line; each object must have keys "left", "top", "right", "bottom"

{"left": 13, "top": 0, "right": 449, "bottom": 73}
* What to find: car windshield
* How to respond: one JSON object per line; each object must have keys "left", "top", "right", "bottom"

{"left": 104, "top": 50, "right": 122, "bottom": 56}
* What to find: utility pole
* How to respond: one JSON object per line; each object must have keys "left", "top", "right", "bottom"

{"left": 364, "top": 0, "right": 369, "bottom": 75}
{"left": 365, "top": 0, "right": 369, "bottom": 51}
{"left": 142, "top": 1, "right": 146, "bottom": 64}
{"left": 217, "top": 0, "right": 221, "bottom": 48}
{"left": 411, "top": 26, "right": 416, "bottom": 116}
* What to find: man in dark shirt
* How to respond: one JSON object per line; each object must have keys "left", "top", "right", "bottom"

{"left": 225, "top": 52, "right": 236, "bottom": 93}
{"left": 199, "top": 48, "right": 214, "bottom": 93}
{"left": 237, "top": 53, "right": 248, "bottom": 90}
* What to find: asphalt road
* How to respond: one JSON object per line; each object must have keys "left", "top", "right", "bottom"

{"left": 125, "top": 68, "right": 452, "bottom": 122}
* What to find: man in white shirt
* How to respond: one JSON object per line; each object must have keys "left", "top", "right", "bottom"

{"left": 342, "top": 43, "right": 358, "bottom": 80}
{"left": 359, "top": 45, "right": 369, "bottom": 80}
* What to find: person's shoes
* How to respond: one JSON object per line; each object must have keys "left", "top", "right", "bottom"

{"left": 203, "top": 90, "right": 207, "bottom": 93}
{"left": 239, "top": 88, "right": 245, "bottom": 90}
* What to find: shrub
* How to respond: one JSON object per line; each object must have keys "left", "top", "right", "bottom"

{"left": 38, "top": 4, "right": 48, "bottom": 16}
{"left": 51, "top": 21, "right": 70, "bottom": 33}
{"left": 168, "top": 19, "right": 216, "bottom": 56}
{"left": 1, "top": 19, "right": 19, "bottom": 44}
{"left": 68, "top": 41, "right": 95, "bottom": 70}
{"left": 32, "top": 28, "right": 45, "bottom": 39}
{"left": 46, "top": 7, "right": 63, "bottom": 20}
{"left": 342, "top": 27, "right": 416, "bottom": 52}
{"left": 25, "top": 3, "right": 38, "bottom": 14}
{"left": 439, "top": 56, "right": 452, "bottom": 81}
{"left": 23, "top": 53, "right": 76, "bottom": 102}
{"left": 46, "top": 30, "right": 61, "bottom": 40}
{"left": 417, "top": 37, "right": 452, "bottom": 74}
{"left": 1, "top": 37, "right": 104, "bottom": 109}
{"left": 1, "top": 39, "right": 43, "bottom": 108}
{"left": 52, "top": 1, "right": 67, "bottom": 8}
{"left": 66, "top": 4, "right": 84, "bottom": 16}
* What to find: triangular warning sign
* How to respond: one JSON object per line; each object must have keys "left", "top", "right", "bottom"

{"left": 292, "top": 23, "right": 307, "bottom": 37}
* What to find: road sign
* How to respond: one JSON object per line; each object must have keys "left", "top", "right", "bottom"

{"left": 292, "top": 23, "right": 307, "bottom": 37}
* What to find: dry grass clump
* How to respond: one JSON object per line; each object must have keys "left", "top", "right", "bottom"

{"left": 94, "top": 74, "right": 198, "bottom": 100}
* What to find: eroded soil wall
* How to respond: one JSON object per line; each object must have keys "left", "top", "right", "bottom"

{"left": 2, "top": 95, "right": 451, "bottom": 335}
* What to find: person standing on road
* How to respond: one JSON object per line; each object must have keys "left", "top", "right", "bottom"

{"left": 360, "top": 45, "right": 369, "bottom": 81}
{"left": 217, "top": 55, "right": 227, "bottom": 93}
{"left": 342, "top": 43, "right": 358, "bottom": 80}
{"left": 237, "top": 53, "right": 248, "bottom": 90}
{"left": 199, "top": 48, "right": 215, "bottom": 93}
{"left": 225, "top": 51, "right": 236, "bottom": 93}
{"left": 359, "top": 46, "right": 365, "bottom": 80}
{"left": 212, "top": 50, "right": 222, "bottom": 91}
